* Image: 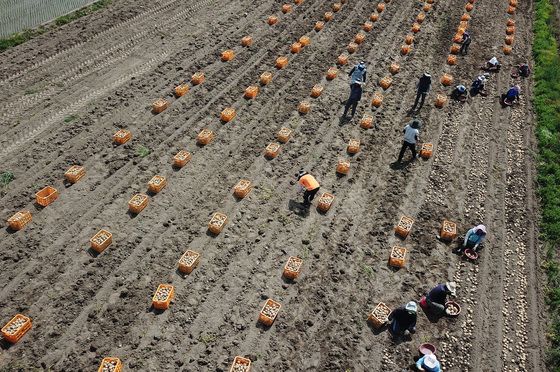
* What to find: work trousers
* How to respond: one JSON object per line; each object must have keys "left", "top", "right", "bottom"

{"left": 412, "top": 92, "right": 427, "bottom": 110}
{"left": 303, "top": 187, "right": 320, "bottom": 205}
{"left": 397, "top": 141, "right": 417, "bottom": 162}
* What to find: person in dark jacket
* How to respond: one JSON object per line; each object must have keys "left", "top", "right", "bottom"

{"left": 411, "top": 73, "right": 432, "bottom": 111}
{"left": 348, "top": 61, "right": 367, "bottom": 84}
{"left": 343, "top": 82, "right": 363, "bottom": 118}
{"left": 426, "top": 282, "right": 457, "bottom": 315}
{"left": 459, "top": 31, "right": 471, "bottom": 55}
{"left": 388, "top": 301, "right": 418, "bottom": 337}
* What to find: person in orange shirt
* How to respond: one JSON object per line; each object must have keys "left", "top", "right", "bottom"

{"left": 295, "top": 170, "right": 320, "bottom": 206}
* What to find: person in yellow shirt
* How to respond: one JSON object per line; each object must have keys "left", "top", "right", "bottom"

{"left": 295, "top": 170, "right": 320, "bottom": 206}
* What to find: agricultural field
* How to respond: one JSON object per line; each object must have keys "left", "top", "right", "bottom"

{"left": 0, "top": 0, "right": 553, "bottom": 371}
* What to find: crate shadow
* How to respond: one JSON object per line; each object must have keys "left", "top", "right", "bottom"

{"left": 367, "top": 321, "right": 388, "bottom": 336}
{"left": 288, "top": 200, "right": 310, "bottom": 217}
{"left": 86, "top": 248, "right": 100, "bottom": 258}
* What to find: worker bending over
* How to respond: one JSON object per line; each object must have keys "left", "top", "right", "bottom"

{"left": 295, "top": 170, "right": 320, "bottom": 206}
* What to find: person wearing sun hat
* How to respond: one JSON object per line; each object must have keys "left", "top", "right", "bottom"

{"left": 426, "top": 282, "right": 457, "bottom": 315}
{"left": 411, "top": 72, "right": 432, "bottom": 112}
{"left": 388, "top": 301, "right": 418, "bottom": 337}
{"left": 459, "top": 224, "right": 487, "bottom": 253}
{"left": 416, "top": 353, "right": 442, "bottom": 372}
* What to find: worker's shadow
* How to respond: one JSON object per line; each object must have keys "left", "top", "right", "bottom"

{"left": 288, "top": 199, "right": 310, "bottom": 217}
{"left": 390, "top": 160, "right": 414, "bottom": 170}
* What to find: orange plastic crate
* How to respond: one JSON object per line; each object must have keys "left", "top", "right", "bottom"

{"left": 371, "top": 92, "right": 383, "bottom": 108}
{"left": 260, "top": 71, "right": 273, "bottom": 85}
{"left": 259, "top": 299, "right": 281, "bottom": 326}
{"left": 332, "top": 2, "right": 341, "bottom": 11}
{"left": 389, "top": 246, "right": 407, "bottom": 268}
{"left": 282, "top": 4, "right": 292, "bottom": 13}
{"left": 507, "top": 18, "right": 515, "bottom": 26}
{"left": 337, "top": 53, "right": 348, "bottom": 65}
{"left": 440, "top": 220, "right": 458, "bottom": 241}
{"left": 389, "top": 62, "right": 400, "bottom": 74}
{"left": 148, "top": 175, "right": 167, "bottom": 194}
{"left": 347, "top": 139, "right": 360, "bottom": 154}
{"left": 411, "top": 23, "right": 421, "bottom": 33}
{"left": 294, "top": 0, "right": 303, "bottom": 4}
{"left": 310, "top": 84, "right": 324, "bottom": 98}
{"left": 208, "top": 212, "right": 228, "bottom": 235}
{"left": 244, "top": 85, "right": 259, "bottom": 99}
{"left": 368, "top": 303, "right": 391, "bottom": 328}
{"left": 90, "top": 229, "right": 112, "bottom": 253}
{"left": 197, "top": 129, "right": 215, "bottom": 145}
{"left": 175, "top": 84, "right": 190, "bottom": 97}
{"left": 505, "top": 35, "right": 514, "bottom": 45}
{"left": 434, "top": 94, "right": 447, "bottom": 108}
{"left": 7, "top": 210, "right": 32, "bottom": 231}
{"left": 234, "top": 179, "right": 252, "bottom": 199}
{"left": 152, "top": 98, "right": 169, "bottom": 114}
{"left": 405, "top": 34, "right": 414, "bottom": 45}
{"left": 283, "top": 256, "right": 303, "bottom": 280}
{"left": 461, "top": 13, "right": 471, "bottom": 21}
{"left": 298, "top": 101, "right": 310, "bottom": 114}
{"left": 347, "top": 42, "right": 358, "bottom": 53}
{"left": 401, "top": 45, "right": 412, "bottom": 55}
{"left": 290, "top": 42, "right": 302, "bottom": 54}
{"left": 336, "top": 159, "right": 350, "bottom": 175}
{"left": 440, "top": 73, "right": 453, "bottom": 86}
{"left": 1, "top": 314, "right": 32, "bottom": 344}
{"left": 178, "top": 250, "right": 201, "bottom": 274}
{"left": 128, "top": 194, "right": 148, "bottom": 214}
{"left": 35, "top": 186, "right": 58, "bottom": 207}
{"left": 416, "top": 12, "right": 426, "bottom": 23}
{"left": 420, "top": 143, "right": 433, "bottom": 159}
{"left": 506, "top": 26, "right": 515, "bottom": 35}
{"left": 395, "top": 215, "right": 414, "bottom": 238}
{"left": 113, "top": 129, "right": 131, "bottom": 145}
{"left": 326, "top": 67, "right": 338, "bottom": 80}
{"left": 370, "top": 13, "right": 379, "bottom": 22}
{"left": 354, "top": 33, "right": 366, "bottom": 44}
{"left": 449, "top": 44, "right": 460, "bottom": 55}
{"left": 173, "top": 150, "right": 192, "bottom": 168}
{"left": 299, "top": 35, "right": 310, "bottom": 46}
{"left": 268, "top": 15, "right": 278, "bottom": 25}
{"left": 363, "top": 21, "right": 373, "bottom": 32}
{"left": 379, "top": 76, "right": 392, "bottom": 90}
{"left": 152, "top": 284, "right": 174, "bottom": 310}
{"left": 64, "top": 165, "right": 85, "bottom": 184}
{"left": 191, "top": 71, "right": 205, "bottom": 85}
{"left": 447, "top": 55, "right": 457, "bottom": 65}
{"left": 314, "top": 21, "right": 324, "bottom": 31}
{"left": 221, "top": 107, "right": 236, "bottom": 123}
{"left": 377, "top": 3, "right": 385, "bottom": 12}
{"left": 503, "top": 45, "right": 512, "bottom": 55}
{"left": 360, "top": 114, "right": 373, "bottom": 129}
{"left": 221, "top": 49, "right": 235, "bottom": 62}
{"left": 324, "top": 11, "right": 334, "bottom": 21}
{"left": 229, "top": 356, "right": 251, "bottom": 372}
{"left": 423, "top": 3, "right": 432, "bottom": 12}
{"left": 277, "top": 127, "right": 293, "bottom": 143}
{"left": 317, "top": 192, "right": 335, "bottom": 212}
{"left": 276, "top": 56, "right": 288, "bottom": 69}
{"left": 466, "top": 3, "right": 474, "bottom": 11}
{"left": 241, "top": 35, "right": 253, "bottom": 47}
{"left": 97, "top": 357, "right": 123, "bottom": 372}
{"left": 265, "top": 142, "right": 281, "bottom": 159}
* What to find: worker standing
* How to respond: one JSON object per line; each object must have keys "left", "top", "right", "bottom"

{"left": 459, "top": 31, "right": 471, "bottom": 55}
{"left": 343, "top": 61, "right": 367, "bottom": 118}
{"left": 396, "top": 119, "right": 420, "bottom": 163}
{"left": 411, "top": 73, "right": 432, "bottom": 112}
{"left": 295, "top": 170, "right": 320, "bottom": 206}
{"left": 349, "top": 61, "right": 367, "bottom": 84}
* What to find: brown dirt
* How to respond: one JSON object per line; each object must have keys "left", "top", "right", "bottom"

{"left": 0, "top": 0, "right": 548, "bottom": 371}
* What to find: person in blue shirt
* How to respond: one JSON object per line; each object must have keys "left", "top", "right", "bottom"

{"left": 348, "top": 61, "right": 367, "bottom": 85}
{"left": 416, "top": 354, "right": 442, "bottom": 372}
{"left": 504, "top": 85, "right": 520, "bottom": 104}
{"left": 457, "top": 224, "right": 487, "bottom": 253}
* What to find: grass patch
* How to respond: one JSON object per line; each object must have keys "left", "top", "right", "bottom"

{"left": 0, "top": 171, "right": 15, "bottom": 188}
{"left": 135, "top": 145, "right": 150, "bottom": 158}
{"left": 0, "top": 0, "right": 111, "bottom": 52}
{"left": 64, "top": 115, "right": 77, "bottom": 123}
{"left": 533, "top": 0, "right": 560, "bottom": 368}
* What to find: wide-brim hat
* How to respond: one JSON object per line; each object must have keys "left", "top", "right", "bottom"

{"left": 475, "top": 224, "right": 487, "bottom": 234}
{"left": 405, "top": 301, "right": 417, "bottom": 313}
{"left": 445, "top": 281, "right": 457, "bottom": 296}
{"left": 424, "top": 354, "right": 438, "bottom": 368}
{"left": 295, "top": 169, "right": 307, "bottom": 180}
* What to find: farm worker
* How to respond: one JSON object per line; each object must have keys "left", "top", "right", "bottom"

{"left": 416, "top": 354, "right": 442, "bottom": 372}
{"left": 504, "top": 84, "right": 520, "bottom": 103}
{"left": 426, "top": 282, "right": 457, "bottom": 315}
{"left": 349, "top": 61, "right": 367, "bottom": 84}
{"left": 459, "top": 31, "right": 471, "bottom": 55}
{"left": 518, "top": 63, "right": 530, "bottom": 77}
{"left": 396, "top": 119, "right": 420, "bottom": 163}
{"left": 388, "top": 301, "right": 417, "bottom": 336}
{"left": 411, "top": 73, "right": 432, "bottom": 111}
{"left": 459, "top": 224, "right": 487, "bottom": 252}
{"left": 451, "top": 84, "right": 467, "bottom": 100}
{"left": 485, "top": 56, "right": 501, "bottom": 71}
{"left": 295, "top": 170, "right": 320, "bottom": 206}
{"left": 343, "top": 82, "right": 363, "bottom": 118}
{"left": 471, "top": 73, "right": 490, "bottom": 95}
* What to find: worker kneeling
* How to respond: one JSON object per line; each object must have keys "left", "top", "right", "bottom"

{"left": 451, "top": 84, "right": 467, "bottom": 101}
{"left": 388, "top": 301, "right": 417, "bottom": 338}
{"left": 502, "top": 85, "right": 520, "bottom": 106}
{"left": 420, "top": 282, "right": 456, "bottom": 316}
{"left": 295, "top": 170, "right": 320, "bottom": 206}
{"left": 456, "top": 224, "right": 487, "bottom": 254}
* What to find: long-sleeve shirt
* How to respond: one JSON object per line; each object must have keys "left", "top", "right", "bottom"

{"left": 506, "top": 87, "right": 519, "bottom": 100}
{"left": 416, "top": 356, "right": 442, "bottom": 372}
{"left": 348, "top": 65, "right": 367, "bottom": 84}
{"left": 388, "top": 307, "right": 417, "bottom": 331}
{"left": 427, "top": 284, "right": 449, "bottom": 305}
{"left": 417, "top": 76, "right": 432, "bottom": 93}
{"left": 464, "top": 228, "right": 486, "bottom": 247}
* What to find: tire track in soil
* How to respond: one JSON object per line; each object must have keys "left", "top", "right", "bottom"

{"left": 0, "top": 0, "right": 364, "bottom": 370}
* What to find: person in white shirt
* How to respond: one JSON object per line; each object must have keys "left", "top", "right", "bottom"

{"left": 397, "top": 120, "right": 420, "bottom": 163}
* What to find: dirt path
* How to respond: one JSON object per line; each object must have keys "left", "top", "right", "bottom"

{"left": 0, "top": 0, "right": 547, "bottom": 371}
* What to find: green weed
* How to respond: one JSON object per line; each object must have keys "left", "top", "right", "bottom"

{"left": 198, "top": 333, "right": 216, "bottom": 345}
{"left": 64, "top": 115, "right": 77, "bottom": 123}
{"left": 0, "top": 171, "right": 15, "bottom": 188}
{"left": 136, "top": 145, "right": 150, "bottom": 158}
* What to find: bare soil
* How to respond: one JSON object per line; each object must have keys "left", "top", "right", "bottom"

{"left": 0, "top": 0, "right": 548, "bottom": 371}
